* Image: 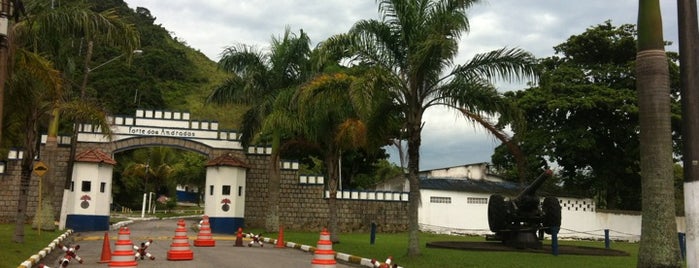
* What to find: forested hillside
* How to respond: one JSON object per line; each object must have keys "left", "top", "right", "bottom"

{"left": 90, "top": 0, "right": 245, "bottom": 129}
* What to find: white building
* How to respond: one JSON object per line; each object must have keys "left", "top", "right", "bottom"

{"left": 375, "top": 163, "right": 685, "bottom": 242}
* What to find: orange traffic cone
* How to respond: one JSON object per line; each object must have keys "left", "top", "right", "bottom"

{"left": 311, "top": 228, "right": 336, "bottom": 268}
{"left": 108, "top": 227, "right": 137, "bottom": 268}
{"left": 235, "top": 227, "right": 244, "bottom": 247}
{"left": 167, "top": 219, "right": 194, "bottom": 260}
{"left": 275, "top": 225, "right": 285, "bottom": 248}
{"left": 97, "top": 232, "right": 112, "bottom": 263}
{"left": 193, "top": 215, "right": 215, "bottom": 247}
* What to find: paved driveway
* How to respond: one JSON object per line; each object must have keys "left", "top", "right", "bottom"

{"left": 37, "top": 218, "right": 355, "bottom": 268}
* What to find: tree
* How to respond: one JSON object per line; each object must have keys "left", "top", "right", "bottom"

{"left": 12, "top": 1, "right": 138, "bottom": 230}
{"left": 117, "top": 147, "right": 178, "bottom": 208}
{"left": 283, "top": 71, "right": 396, "bottom": 243}
{"left": 492, "top": 22, "right": 681, "bottom": 210}
{"left": 677, "top": 0, "right": 699, "bottom": 266}
{"left": 636, "top": 0, "right": 680, "bottom": 266}
{"left": 170, "top": 151, "right": 207, "bottom": 204}
{"left": 5, "top": 48, "right": 62, "bottom": 243}
{"left": 318, "top": 0, "right": 537, "bottom": 256}
{"left": 208, "top": 28, "right": 313, "bottom": 232}
{"left": 7, "top": 0, "right": 135, "bottom": 242}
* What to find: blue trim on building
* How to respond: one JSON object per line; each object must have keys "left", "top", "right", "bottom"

{"left": 66, "top": 214, "right": 109, "bottom": 232}
{"left": 209, "top": 217, "right": 244, "bottom": 234}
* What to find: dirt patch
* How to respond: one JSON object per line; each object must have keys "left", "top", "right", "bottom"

{"left": 426, "top": 241, "right": 629, "bottom": 256}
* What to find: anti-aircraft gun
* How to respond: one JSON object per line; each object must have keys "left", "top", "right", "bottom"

{"left": 486, "top": 170, "right": 561, "bottom": 249}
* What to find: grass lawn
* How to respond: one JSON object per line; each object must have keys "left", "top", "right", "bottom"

{"left": 252, "top": 229, "right": 643, "bottom": 268}
{"left": 0, "top": 224, "right": 65, "bottom": 268}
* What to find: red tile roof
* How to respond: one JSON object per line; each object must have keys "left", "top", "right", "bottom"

{"left": 75, "top": 148, "right": 117, "bottom": 165}
{"left": 206, "top": 154, "right": 248, "bottom": 168}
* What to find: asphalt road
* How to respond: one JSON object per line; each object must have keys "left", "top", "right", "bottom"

{"left": 36, "top": 218, "right": 355, "bottom": 268}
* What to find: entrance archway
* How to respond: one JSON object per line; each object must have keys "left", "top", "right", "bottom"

{"left": 59, "top": 109, "right": 250, "bottom": 232}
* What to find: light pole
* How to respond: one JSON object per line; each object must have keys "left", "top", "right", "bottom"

{"left": 141, "top": 162, "right": 149, "bottom": 218}
{"left": 79, "top": 41, "right": 142, "bottom": 99}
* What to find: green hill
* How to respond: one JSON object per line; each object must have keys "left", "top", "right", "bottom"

{"left": 89, "top": 0, "right": 245, "bottom": 130}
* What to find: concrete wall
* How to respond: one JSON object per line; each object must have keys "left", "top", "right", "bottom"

{"left": 418, "top": 189, "right": 686, "bottom": 242}
{"left": 419, "top": 163, "right": 502, "bottom": 182}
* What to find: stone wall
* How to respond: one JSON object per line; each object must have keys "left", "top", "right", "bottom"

{"left": 242, "top": 153, "right": 408, "bottom": 232}
{"left": 0, "top": 146, "right": 72, "bottom": 223}
{"left": 0, "top": 140, "right": 409, "bottom": 232}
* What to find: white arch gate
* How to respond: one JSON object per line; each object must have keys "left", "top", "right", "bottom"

{"left": 59, "top": 109, "right": 252, "bottom": 233}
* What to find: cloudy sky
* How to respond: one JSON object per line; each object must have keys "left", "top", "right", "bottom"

{"left": 123, "top": 0, "right": 681, "bottom": 170}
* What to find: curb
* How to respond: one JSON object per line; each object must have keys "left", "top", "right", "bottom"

{"left": 16, "top": 229, "right": 73, "bottom": 268}
{"left": 17, "top": 218, "right": 136, "bottom": 268}
{"left": 259, "top": 236, "right": 405, "bottom": 268}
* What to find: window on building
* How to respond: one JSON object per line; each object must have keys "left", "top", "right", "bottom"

{"left": 100, "top": 182, "right": 106, "bottom": 193}
{"left": 70, "top": 181, "right": 74, "bottom": 192}
{"left": 430, "top": 196, "right": 451, "bottom": 204}
{"left": 467, "top": 197, "right": 488, "bottom": 204}
{"left": 81, "top": 181, "right": 91, "bottom": 192}
{"left": 209, "top": 185, "right": 214, "bottom": 196}
{"left": 222, "top": 185, "right": 231, "bottom": 196}
{"left": 238, "top": 186, "right": 243, "bottom": 196}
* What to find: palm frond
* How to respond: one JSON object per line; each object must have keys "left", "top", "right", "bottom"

{"left": 16, "top": 2, "right": 139, "bottom": 55}
{"left": 59, "top": 99, "right": 114, "bottom": 138}
{"left": 452, "top": 47, "right": 538, "bottom": 83}
{"left": 206, "top": 76, "right": 246, "bottom": 104}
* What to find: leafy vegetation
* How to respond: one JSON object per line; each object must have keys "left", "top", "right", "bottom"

{"left": 492, "top": 21, "right": 682, "bottom": 211}
{"left": 112, "top": 147, "right": 207, "bottom": 209}
{"left": 318, "top": 0, "right": 538, "bottom": 256}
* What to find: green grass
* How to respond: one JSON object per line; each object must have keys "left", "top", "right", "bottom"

{"left": 0, "top": 224, "right": 65, "bottom": 268}
{"left": 250, "top": 229, "right": 643, "bottom": 268}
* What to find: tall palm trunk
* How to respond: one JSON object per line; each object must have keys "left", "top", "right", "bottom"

{"left": 325, "top": 150, "right": 340, "bottom": 243}
{"left": 13, "top": 111, "right": 39, "bottom": 243}
{"left": 406, "top": 109, "right": 423, "bottom": 257}
{"left": 265, "top": 130, "right": 281, "bottom": 232}
{"left": 678, "top": 0, "right": 699, "bottom": 266}
{"left": 32, "top": 108, "right": 61, "bottom": 231}
{"left": 636, "top": 0, "right": 680, "bottom": 267}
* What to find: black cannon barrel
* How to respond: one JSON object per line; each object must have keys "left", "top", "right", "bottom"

{"left": 515, "top": 169, "right": 553, "bottom": 200}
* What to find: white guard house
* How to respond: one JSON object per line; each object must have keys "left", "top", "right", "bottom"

{"left": 60, "top": 148, "right": 116, "bottom": 231}
{"left": 204, "top": 154, "right": 248, "bottom": 234}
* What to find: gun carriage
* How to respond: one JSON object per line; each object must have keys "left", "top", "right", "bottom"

{"left": 487, "top": 170, "right": 562, "bottom": 249}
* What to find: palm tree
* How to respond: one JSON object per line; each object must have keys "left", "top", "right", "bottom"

{"left": 636, "top": 0, "right": 681, "bottom": 266}
{"left": 5, "top": 48, "right": 62, "bottom": 243}
{"left": 294, "top": 72, "right": 394, "bottom": 242}
{"left": 208, "top": 28, "right": 313, "bottom": 232}
{"left": 122, "top": 147, "right": 175, "bottom": 199}
{"left": 8, "top": 0, "right": 137, "bottom": 240}
{"left": 678, "top": 0, "right": 699, "bottom": 267}
{"left": 318, "top": 0, "right": 537, "bottom": 256}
